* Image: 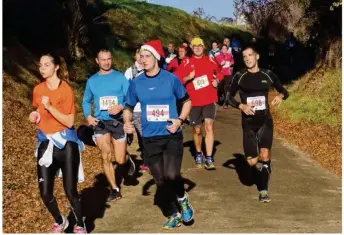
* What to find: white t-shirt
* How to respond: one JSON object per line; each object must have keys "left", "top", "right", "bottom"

{"left": 124, "top": 62, "right": 143, "bottom": 113}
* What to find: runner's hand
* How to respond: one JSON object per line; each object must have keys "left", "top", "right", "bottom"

{"left": 29, "top": 111, "right": 40, "bottom": 123}
{"left": 239, "top": 104, "right": 255, "bottom": 115}
{"left": 87, "top": 115, "right": 99, "bottom": 126}
{"left": 166, "top": 119, "right": 182, "bottom": 134}
{"left": 41, "top": 96, "right": 51, "bottom": 110}
{"left": 212, "top": 79, "right": 219, "bottom": 88}
{"left": 271, "top": 95, "right": 283, "bottom": 107}
{"left": 108, "top": 105, "right": 123, "bottom": 115}
{"left": 123, "top": 121, "right": 135, "bottom": 134}
{"left": 188, "top": 70, "right": 195, "bottom": 80}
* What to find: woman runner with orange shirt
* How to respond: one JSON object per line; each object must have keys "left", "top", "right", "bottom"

{"left": 29, "top": 54, "right": 86, "bottom": 233}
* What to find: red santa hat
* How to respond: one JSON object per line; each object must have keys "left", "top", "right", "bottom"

{"left": 141, "top": 40, "right": 165, "bottom": 60}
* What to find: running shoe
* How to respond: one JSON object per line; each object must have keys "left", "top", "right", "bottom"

{"left": 195, "top": 152, "right": 204, "bottom": 168}
{"left": 139, "top": 164, "right": 149, "bottom": 173}
{"left": 127, "top": 155, "right": 136, "bottom": 176}
{"left": 107, "top": 189, "right": 122, "bottom": 201}
{"left": 223, "top": 104, "right": 229, "bottom": 109}
{"left": 162, "top": 213, "right": 182, "bottom": 229}
{"left": 178, "top": 192, "right": 194, "bottom": 223}
{"left": 204, "top": 157, "right": 216, "bottom": 170}
{"left": 73, "top": 226, "right": 87, "bottom": 234}
{"left": 52, "top": 216, "right": 69, "bottom": 233}
{"left": 259, "top": 190, "right": 271, "bottom": 203}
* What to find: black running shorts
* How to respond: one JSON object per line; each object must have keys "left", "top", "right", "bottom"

{"left": 94, "top": 120, "right": 126, "bottom": 142}
{"left": 242, "top": 115, "right": 273, "bottom": 158}
{"left": 189, "top": 103, "right": 216, "bottom": 126}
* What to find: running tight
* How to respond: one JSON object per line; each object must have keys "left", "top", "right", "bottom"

{"left": 37, "top": 141, "right": 83, "bottom": 226}
{"left": 143, "top": 133, "right": 185, "bottom": 216}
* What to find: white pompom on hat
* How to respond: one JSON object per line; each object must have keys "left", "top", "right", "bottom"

{"left": 141, "top": 40, "right": 165, "bottom": 60}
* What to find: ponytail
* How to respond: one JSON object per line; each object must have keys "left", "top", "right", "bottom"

{"left": 58, "top": 56, "right": 69, "bottom": 80}
{"left": 42, "top": 53, "right": 70, "bottom": 80}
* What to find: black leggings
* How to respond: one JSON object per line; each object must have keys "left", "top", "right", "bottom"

{"left": 37, "top": 141, "right": 83, "bottom": 226}
{"left": 143, "top": 133, "right": 185, "bottom": 216}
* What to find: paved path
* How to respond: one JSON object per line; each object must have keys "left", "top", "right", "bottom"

{"left": 90, "top": 107, "right": 341, "bottom": 233}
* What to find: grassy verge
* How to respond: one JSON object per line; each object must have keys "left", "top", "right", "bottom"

{"left": 270, "top": 67, "right": 342, "bottom": 176}
{"left": 277, "top": 68, "right": 341, "bottom": 127}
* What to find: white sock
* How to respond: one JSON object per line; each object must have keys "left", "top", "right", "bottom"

{"left": 178, "top": 193, "right": 187, "bottom": 201}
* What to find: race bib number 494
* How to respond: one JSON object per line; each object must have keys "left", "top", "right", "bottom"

{"left": 247, "top": 96, "right": 266, "bottom": 111}
{"left": 193, "top": 75, "right": 209, "bottom": 90}
{"left": 146, "top": 105, "right": 169, "bottom": 122}
{"left": 100, "top": 96, "right": 118, "bottom": 110}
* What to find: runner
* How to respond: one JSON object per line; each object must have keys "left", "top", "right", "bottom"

{"left": 208, "top": 41, "right": 221, "bottom": 58}
{"left": 228, "top": 46, "right": 289, "bottom": 202}
{"left": 29, "top": 53, "right": 86, "bottom": 233}
{"left": 82, "top": 48, "right": 135, "bottom": 201}
{"left": 215, "top": 44, "right": 235, "bottom": 109}
{"left": 124, "top": 46, "right": 149, "bottom": 173}
{"left": 167, "top": 45, "right": 189, "bottom": 74}
{"left": 223, "top": 37, "right": 232, "bottom": 54}
{"left": 123, "top": 40, "right": 194, "bottom": 229}
{"left": 182, "top": 40, "right": 193, "bottom": 57}
{"left": 164, "top": 42, "right": 177, "bottom": 66}
{"left": 177, "top": 36, "right": 224, "bottom": 170}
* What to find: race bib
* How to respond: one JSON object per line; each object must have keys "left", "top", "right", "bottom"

{"left": 247, "top": 96, "right": 266, "bottom": 111}
{"left": 193, "top": 75, "right": 209, "bottom": 90}
{"left": 99, "top": 96, "right": 118, "bottom": 110}
{"left": 146, "top": 105, "right": 170, "bottom": 122}
{"left": 224, "top": 61, "right": 230, "bottom": 68}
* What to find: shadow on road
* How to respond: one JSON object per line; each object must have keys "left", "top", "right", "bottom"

{"left": 142, "top": 177, "right": 197, "bottom": 217}
{"left": 115, "top": 154, "right": 143, "bottom": 188}
{"left": 222, "top": 153, "right": 256, "bottom": 187}
{"left": 64, "top": 174, "right": 111, "bottom": 233}
{"left": 65, "top": 155, "right": 144, "bottom": 233}
{"left": 183, "top": 139, "right": 222, "bottom": 158}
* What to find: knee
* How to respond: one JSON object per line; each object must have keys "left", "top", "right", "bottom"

{"left": 100, "top": 146, "right": 112, "bottom": 161}
{"left": 260, "top": 149, "right": 270, "bottom": 161}
{"left": 193, "top": 127, "right": 202, "bottom": 136}
{"left": 247, "top": 157, "right": 259, "bottom": 167}
{"left": 204, "top": 122, "right": 214, "bottom": 133}
{"left": 116, "top": 154, "right": 127, "bottom": 165}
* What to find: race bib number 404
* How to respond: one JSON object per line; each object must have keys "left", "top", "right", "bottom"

{"left": 193, "top": 75, "right": 209, "bottom": 90}
{"left": 100, "top": 96, "right": 118, "bottom": 110}
{"left": 247, "top": 96, "right": 266, "bottom": 111}
{"left": 146, "top": 105, "right": 170, "bottom": 122}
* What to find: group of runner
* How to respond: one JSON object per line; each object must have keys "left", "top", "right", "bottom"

{"left": 29, "top": 35, "right": 289, "bottom": 233}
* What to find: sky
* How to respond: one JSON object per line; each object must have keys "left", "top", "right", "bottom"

{"left": 151, "top": 0, "right": 235, "bottom": 20}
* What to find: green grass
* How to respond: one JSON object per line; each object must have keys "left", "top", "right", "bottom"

{"left": 277, "top": 69, "right": 342, "bottom": 127}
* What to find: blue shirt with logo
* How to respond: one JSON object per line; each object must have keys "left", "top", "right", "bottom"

{"left": 125, "top": 69, "right": 187, "bottom": 138}
{"left": 82, "top": 69, "right": 129, "bottom": 120}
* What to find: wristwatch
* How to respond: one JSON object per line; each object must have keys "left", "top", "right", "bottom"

{"left": 178, "top": 117, "right": 185, "bottom": 124}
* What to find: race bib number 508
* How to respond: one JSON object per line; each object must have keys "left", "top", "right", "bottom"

{"left": 146, "top": 105, "right": 169, "bottom": 122}
{"left": 247, "top": 96, "right": 266, "bottom": 111}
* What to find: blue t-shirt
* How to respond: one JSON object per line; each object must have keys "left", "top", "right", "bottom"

{"left": 82, "top": 69, "right": 129, "bottom": 120}
{"left": 126, "top": 69, "right": 187, "bottom": 138}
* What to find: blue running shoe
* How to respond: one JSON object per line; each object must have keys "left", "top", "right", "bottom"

{"left": 259, "top": 190, "right": 271, "bottom": 203}
{"left": 204, "top": 157, "right": 216, "bottom": 170}
{"left": 178, "top": 192, "right": 194, "bottom": 223}
{"left": 162, "top": 213, "right": 182, "bottom": 229}
{"left": 195, "top": 152, "right": 204, "bottom": 168}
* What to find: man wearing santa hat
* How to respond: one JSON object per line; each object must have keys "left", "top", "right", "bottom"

{"left": 123, "top": 40, "right": 194, "bottom": 229}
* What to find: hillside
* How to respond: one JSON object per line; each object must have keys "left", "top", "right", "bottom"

{"left": 2, "top": 1, "right": 252, "bottom": 233}
{"left": 270, "top": 66, "right": 342, "bottom": 176}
